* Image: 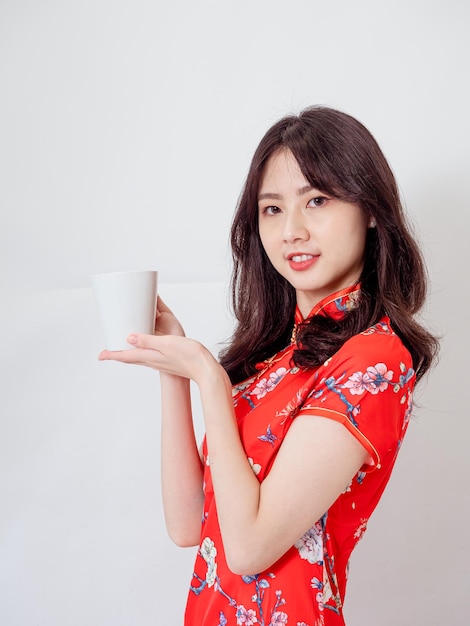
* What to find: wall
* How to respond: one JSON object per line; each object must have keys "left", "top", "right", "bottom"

{"left": 1, "top": 0, "right": 469, "bottom": 624}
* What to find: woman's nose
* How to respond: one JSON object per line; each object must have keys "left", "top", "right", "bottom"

{"left": 282, "top": 212, "right": 310, "bottom": 243}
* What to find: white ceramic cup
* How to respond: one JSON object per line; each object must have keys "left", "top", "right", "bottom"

{"left": 92, "top": 270, "right": 158, "bottom": 351}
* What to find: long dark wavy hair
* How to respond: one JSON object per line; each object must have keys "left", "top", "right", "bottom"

{"left": 219, "top": 106, "right": 439, "bottom": 385}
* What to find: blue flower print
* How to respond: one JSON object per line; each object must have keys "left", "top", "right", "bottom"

{"left": 398, "top": 361, "right": 414, "bottom": 387}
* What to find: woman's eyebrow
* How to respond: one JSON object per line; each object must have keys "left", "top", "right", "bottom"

{"left": 297, "top": 184, "right": 315, "bottom": 196}
{"left": 258, "top": 192, "right": 282, "bottom": 201}
{"left": 258, "top": 185, "right": 315, "bottom": 202}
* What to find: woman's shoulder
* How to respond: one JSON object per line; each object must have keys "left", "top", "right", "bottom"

{"left": 346, "top": 315, "right": 404, "bottom": 345}
{"left": 329, "top": 315, "right": 413, "bottom": 371}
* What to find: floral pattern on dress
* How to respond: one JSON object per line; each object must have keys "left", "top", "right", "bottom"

{"left": 248, "top": 457, "right": 262, "bottom": 475}
{"left": 185, "top": 286, "right": 415, "bottom": 626}
{"left": 295, "top": 521, "right": 324, "bottom": 565}
{"left": 269, "top": 611, "right": 288, "bottom": 625}
{"left": 342, "top": 362, "right": 393, "bottom": 395}
{"left": 252, "top": 368, "right": 288, "bottom": 399}
{"left": 236, "top": 605, "right": 258, "bottom": 625}
{"left": 200, "top": 537, "right": 217, "bottom": 588}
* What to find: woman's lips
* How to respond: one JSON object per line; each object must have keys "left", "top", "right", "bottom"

{"left": 287, "top": 253, "right": 319, "bottom": 271}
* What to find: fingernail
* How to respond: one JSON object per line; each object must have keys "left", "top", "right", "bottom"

{"left": 127, "top": 334, "right": 138, "bottom": 345}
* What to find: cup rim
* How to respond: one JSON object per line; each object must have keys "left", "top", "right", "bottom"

{"left": 92, "top": 270, "right": 158, "bottom": 279}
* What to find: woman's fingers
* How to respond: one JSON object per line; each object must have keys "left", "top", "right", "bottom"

{"left": 153, "top": 297, "right": 185, "bottom": 336}
{"left": 97, "top": 332, "right": 169, "bottom": 355}
{"left": 156, "top": 296, "right": 173, "bottom": 314}
{"left": 98, "top": 333, "right": 191, "bottom": 374}
{"left": 97, "top": 333, "right": 215, "bottom": 383}
{"left": 98, "top": 334, "right": 159, "bottom": 362}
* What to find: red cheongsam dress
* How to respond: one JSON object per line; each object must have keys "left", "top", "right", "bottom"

{"left": 184, "top": 285, "right": 415, "bottom": 626}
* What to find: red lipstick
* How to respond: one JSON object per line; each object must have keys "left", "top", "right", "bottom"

{"left": 287, "top": 253, "right": 319, "bottom": 271}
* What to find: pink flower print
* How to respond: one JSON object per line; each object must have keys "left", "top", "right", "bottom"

{"left": 364, "top": 363, "right": 393, "bottom": 394}
{"left": 252, "top": 368, "right": 287, "bottom": 399}
{"left": 236, "top": 605, "right": 258, "bottom": 625}
{"left": 270, "top": 611, "right": 288, "bottom": 625}
{"left": 402, "top": 389, "right": 413, "bottom": 427}
{"left": 342, "top": 371, "right": 369, "bottom": 395}
{"left": 315, "top": 590, "right": 325, "bottom": 608}
{"left": 252, "top": 378, "right": 272, "bottom": 399}
{"left": 343, "top": 363, "right": 393, "bottom": 395}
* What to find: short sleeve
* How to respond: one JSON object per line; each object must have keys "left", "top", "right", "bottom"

{"left": 296, "top": 321, "right": 415, "bottom": 471}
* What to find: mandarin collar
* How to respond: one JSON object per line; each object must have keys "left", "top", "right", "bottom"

{"left": 294, "top": 284, "right": 361, "bottom": 325}
{"left": 255, "top": 285, "right": 362, "bottom": 369}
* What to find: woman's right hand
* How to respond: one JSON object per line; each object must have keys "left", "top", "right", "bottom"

{"left": 154, "top": 296, "right": 185, "bottom": 337}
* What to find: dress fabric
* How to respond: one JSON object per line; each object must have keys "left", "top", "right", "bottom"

{"left": 184, "top": 286, "right": 415, "bottom": 626}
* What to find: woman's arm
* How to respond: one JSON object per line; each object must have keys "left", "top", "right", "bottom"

{"left": 101, "top": 332, "right": 369, "bottom": 573}
{"left": 196, "top": 353, "right": 368, "bottom": 575}
{"left": 156, "top": 301, "right": 205, "bottom": 546}
{"left": 100, "top": 298, "right": 204, "bottom": 547}
{"left": 159, "top": 372, "right": 204, "bottom": 547}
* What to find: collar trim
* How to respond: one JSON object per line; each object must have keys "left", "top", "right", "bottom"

{"left": 291, "top": 284, "right": 361, "bottom": 343}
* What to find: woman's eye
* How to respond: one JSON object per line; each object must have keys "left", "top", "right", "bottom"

{"left": 263, "top": 205, "right": 281, "bottom": 215}
{"left": 308, "top": 196, "right": 328, "bottom": 208}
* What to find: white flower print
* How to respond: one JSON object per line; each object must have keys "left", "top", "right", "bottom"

{"left": 200, "top": 537, "right": 217, "bottom": 588}
{"left": 354, "top": 518, "right": 368, "bottom": 540}
{"left": 247, "top": 457, "right": 262, "bottom": 475}
{"left": 310, "top": 572, "right": 334, "bottom": 611}
{"left": 321, "top": 576, "right": 333, "bottom": 609}
{"left": 276, "top": 388, "right": 305, "bottom": 420}
{"left": 236, "top": 605, "right": 258, "bottom": 625}
{"left": 206, "top": 559, "right": 217, "bottom": 587}
{"left": 200, "top": 537, "right": 216, "bottom": 562}
{"left": 295, "top": 522, "right": 323, "bottom": 564}
{"left": 252, "top": 368, "right": 287, "bottom": 399}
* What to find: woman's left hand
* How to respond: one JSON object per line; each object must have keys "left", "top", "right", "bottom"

{"left": 98, "top": 333, "right": 217, "bottom": 383}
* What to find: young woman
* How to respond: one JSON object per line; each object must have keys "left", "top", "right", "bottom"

{"left": 99, "top": 106, "right": 439, "bottom": 625}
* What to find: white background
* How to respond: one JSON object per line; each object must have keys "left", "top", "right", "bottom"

{"left": 1, "top": 0, "right": 469, "bottom": 624}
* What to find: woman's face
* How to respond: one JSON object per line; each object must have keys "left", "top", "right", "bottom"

{"left": 257, "top": 149, "right": 369, "bottom": 317}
